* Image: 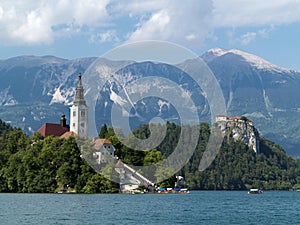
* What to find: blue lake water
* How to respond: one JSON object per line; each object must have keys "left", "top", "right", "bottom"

{"left": 0, "top": 191, "right": 299, "bottom": 225}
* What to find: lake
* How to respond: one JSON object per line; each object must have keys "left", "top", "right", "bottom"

{"left": 0, "top": 191, "right": 299, "bottom": 225}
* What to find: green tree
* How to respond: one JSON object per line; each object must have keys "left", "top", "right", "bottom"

{"left": 99, "top": 124, "right": 108, "bottom": 138}
{"left": 82, "top": 173, "right": 118, "bottom": 193}
{"left": 143, "top": 150, "right": 163, "bottom": 166}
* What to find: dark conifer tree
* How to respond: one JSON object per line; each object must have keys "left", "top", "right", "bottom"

{"left": 99, "top": 124, "right": 108, "bottom": 138}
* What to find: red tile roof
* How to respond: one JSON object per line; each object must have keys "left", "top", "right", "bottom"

{"left": 93, "top": 138, "right": 112, "bottom": 150}
{"left": 217, "top": 114, "right": 228, "bottom": 117}
{"left": 38, "top": 123, "right": 70, "bottom": 137}
{"left": 60, "top": 131, "right": 77, "bottom": 139}
{"left": 229, "top": 116, "right": 240, "bottom": 121}
{"left": 99, "top": 138, "right": 112, "bottom": 144}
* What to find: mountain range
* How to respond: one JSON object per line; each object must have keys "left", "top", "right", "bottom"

{"left": 0, "top": 48, "right": 300, "bottom": 156}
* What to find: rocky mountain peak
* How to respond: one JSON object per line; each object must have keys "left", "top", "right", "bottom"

{"left": 203, "top": 48, "right": 291, "bottom": 73}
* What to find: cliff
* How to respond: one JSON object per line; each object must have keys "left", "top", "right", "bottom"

{"left": 215, "top": 115, "right": 259, "bottom": 153}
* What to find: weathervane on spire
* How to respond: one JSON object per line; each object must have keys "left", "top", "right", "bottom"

{"left": 73, "top": 72, "right": 86, "bottom": 106}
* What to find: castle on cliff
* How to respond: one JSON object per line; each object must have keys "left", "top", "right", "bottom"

{"left": 215, "top": 115, "right": 260, "bottom": 153}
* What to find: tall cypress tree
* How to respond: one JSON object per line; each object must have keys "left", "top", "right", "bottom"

{"left": 99, "top": 124, "right": 108, "bottom": 138}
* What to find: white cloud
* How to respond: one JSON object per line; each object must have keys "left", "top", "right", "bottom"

{"left": 12, "top": 9, "right": 53, "bottom": 44}
{"left": 126, "top": 0, "right": 214, "bottom": 49}
{"left": 127, "top": 10, "right": 171, "bottom": 40}
{"left": 0, "top": 0, "right": 216, "bottom": 48}
{"left": 124, "top": 0, "right": 300, "bottom": 48}
{"left": 213, "top": 0, "right": 300, "bottom": 27}
{"left": 228, "top": 25, "right": 275, "bottom": 46}
{"left": 1, "top": 0, "right": 300, "bottom": 48}
{"left": 240, "top": 32, "right": 257, "bottom": 45}
{"left": 0, "top": 6, "right": 3, "bottom": 19}
{"left": 90, "top": 30, "right": 119, "bottom": 43}
{"left": 0, "top": 0, "right": 110, "bottom": 45}
{"left": 258, "top": 25, "right": 275, "bottom": 38}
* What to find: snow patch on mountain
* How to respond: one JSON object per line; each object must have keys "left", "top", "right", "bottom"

{"left": 158, "top": 99, "right": 170, "bottom": 113}
{"left": 0, "top": 87, "right": 18, "bottom": 106}
{"left": 50, "top": 88, "right": 66, "bottom": 104}
{"left": 206, "top": 48, "right": 291, "bottom": 73}
{"left": 49, "top": 86, "right": 74, "bottom": 106}
{"left": 4, "top": 98, "right": 18, "bottom": 106}
{"left": 109, "top": 86, "right": 128, "bottom": 106}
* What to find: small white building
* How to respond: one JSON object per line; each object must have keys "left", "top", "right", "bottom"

{"left": 93, "top": 138, "right": 115, "bottom": 164}
{"left": 115, "top": 160, "right": 155, "bottom": 193}
{"left": 216, "top": 114, "right": 228, "bottom": 122}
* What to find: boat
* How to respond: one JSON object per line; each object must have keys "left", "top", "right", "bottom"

{"left": 156, "top": 187, "right": 190, "bottom": 194}
{"left": 247, "top": 189, "right": 263, "bottom": 194}
{"left": 176, "top": 188, "right": 190, "bottom": 194}
{"left": 155, "top": 176, "right": 190, "bottom": 194}
{"left": 156, "top": 187, "right": 169, "bottom": 194}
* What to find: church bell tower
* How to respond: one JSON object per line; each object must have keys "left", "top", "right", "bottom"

{"left": 70, "top": 73, "right": 88, "bottom": 138}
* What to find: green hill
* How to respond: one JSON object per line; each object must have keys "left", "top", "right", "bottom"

{"left": 1, "top": 120, "right": 300, "bottom": 192}
{"left": 0, "top": 120, "right": 118, "bottom": 193}
{"left": 0, "top": 119, "right": 13, "bottom": 136}
{"left": 118, "top": 122, "right": 300, "bottom": 190}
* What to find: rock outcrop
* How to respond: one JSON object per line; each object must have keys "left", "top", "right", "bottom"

{"left": 215, "top": 115, "right": 259, "bottom": 153}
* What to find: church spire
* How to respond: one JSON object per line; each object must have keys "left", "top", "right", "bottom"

{"left": 70, "top": 73, "right": 88, "bottom": 138}
{"left": 74, "top": 73, "right": 86, "bottom": 106}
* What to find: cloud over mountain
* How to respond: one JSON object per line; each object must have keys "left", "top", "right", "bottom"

{"left": 1, "top": 0, "right": 300, "bottom": 47}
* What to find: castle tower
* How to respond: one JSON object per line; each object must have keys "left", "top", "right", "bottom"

{"left": 70, "top": 73, "right": 88, "bottom": 138}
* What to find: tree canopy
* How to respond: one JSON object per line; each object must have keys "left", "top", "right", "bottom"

{"left": 105, "top": 122, "right": 300, "bottom": 190}
{"left": 0, "top": 122, "right": 118, "bottom": 193}
{"left": 0, "top": 120, "right": 300, "bottom": 193}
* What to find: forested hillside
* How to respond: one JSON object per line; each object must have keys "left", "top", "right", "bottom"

{"left": 0, "top": 120, "right": 118, "bottom": 193}
{"left": 107, "top": 122, "right": 300, "bottom": 190}
{"left": 0, "top": 119, "right": 13, "bottom": 136}
{"left": 1, "top": 119, "right": 300, "bottom": 193}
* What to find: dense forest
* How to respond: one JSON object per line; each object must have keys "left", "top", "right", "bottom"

{"left": 102, "top": 122, "right": 300, "bottom": 190}
{"left": 0, "top": 119, "right": 119, "bottom": 193}
{"left": 1, "top": 119, "right": 300, "bottom": 193}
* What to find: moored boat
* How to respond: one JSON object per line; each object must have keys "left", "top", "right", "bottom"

{"left": 247, "top": 189, "right": 263, "bottom": 194}
{"left": 175, "top": 188, "right": 189, "bottom": 194}
{"left": 156, "top": 187, "right": 190, "bottom": 194}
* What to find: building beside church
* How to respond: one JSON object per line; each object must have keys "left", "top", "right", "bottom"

{"left": 38, "top": 113, "right": 70, "bottom": 137}
{"left": 93, "top": 138, "right": 115, "bottom": 164}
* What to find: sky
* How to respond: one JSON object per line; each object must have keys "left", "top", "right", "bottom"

{"left": 0, "top": 0, "right": 300, "bottom": 70}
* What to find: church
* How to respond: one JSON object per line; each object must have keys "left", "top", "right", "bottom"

{"left": 37, "top": 73, "right": 155, "bottom": 193}
{"left": 38, "top": 73, "right": 116, "bottom": 162}
{"left": 38, "top": 74, "right": 88, "bottom": 138}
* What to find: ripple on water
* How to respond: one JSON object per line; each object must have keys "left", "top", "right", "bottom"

{"left": 0, "top": 191, "right": 299, "bottom": 225}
